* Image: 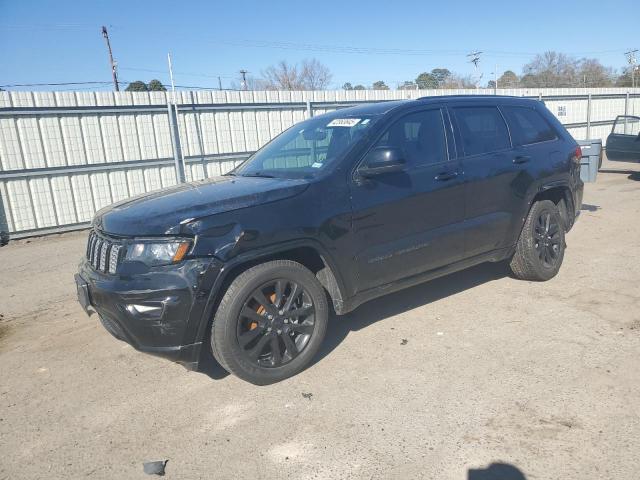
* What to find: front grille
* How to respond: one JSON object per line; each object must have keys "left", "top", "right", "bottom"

{"left": 86, "top": 230, "right": 123, "bottom": 274}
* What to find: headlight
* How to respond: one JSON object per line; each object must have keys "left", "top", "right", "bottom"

{"left": 125, "top": 240, "right": 191, "bottom": 267}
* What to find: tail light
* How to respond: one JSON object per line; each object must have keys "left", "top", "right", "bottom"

{"left": 571, "top": 146, "right": 582, "bottom": 165}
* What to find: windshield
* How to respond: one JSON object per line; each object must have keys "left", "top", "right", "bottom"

{"left": 233, "top": 114, "right": 380, "bottom": 179}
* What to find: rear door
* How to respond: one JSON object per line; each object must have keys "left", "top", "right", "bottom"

{"left": 606, "top": 116, "right": 640, "bottom": 160}
{"left": 349, "top": 107, "right": 465, "bottom": 292}
{"left": 450, "top": 104, "right": 519, "bottom": 257}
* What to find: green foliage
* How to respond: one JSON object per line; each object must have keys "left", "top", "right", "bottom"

{"left": 398, "top": 81, "right": 417, "bottom": 90}
{"left": 498, "top": 70, "right": 519, "bottom": 88}
{"left": 148, "top": 79, "right": 166, "bottom": 91}
{"left": 430, "top": 68, "right": 451, "bottom": 86}
{"left": 372, "top": 81, "right": 389, "bottom": 90}
{"left": 125, "top": 81, "right": 148, "bottom": 92}
{"left": 415, "top": 72, "right": 438, "bottom": 89}
{"left": 353, "top": 84, "right": 366, "bottom": 90}
{"left": 342, "top": 82, "right": 353, "bottom": 90}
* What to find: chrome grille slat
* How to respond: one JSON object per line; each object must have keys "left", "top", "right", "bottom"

{"left": 86, "top": 230, "right": 123, "bottom": 274}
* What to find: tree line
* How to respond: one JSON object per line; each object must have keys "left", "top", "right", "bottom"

{"left": 124, "top": 50, "right": 637, "bottom": 92}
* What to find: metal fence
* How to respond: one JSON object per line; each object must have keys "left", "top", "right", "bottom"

{"left": 0, "top": 87, "right": 639, "bottom": 240}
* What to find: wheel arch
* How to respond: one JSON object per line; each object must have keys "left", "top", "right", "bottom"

{"left": 531, "top": 183, "right": 575, "bottom": 231}
{"left": 195, "top": 240, "right": 348, "bottom": 348}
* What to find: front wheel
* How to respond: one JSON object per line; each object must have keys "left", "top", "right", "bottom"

{"left": 211, "top": 260, "right": 328, "bottom": 385}
{"left": 510, "top": 200, "right": 566, "bottom": 281}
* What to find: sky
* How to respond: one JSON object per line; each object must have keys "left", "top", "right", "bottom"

{"left": 0, "top": 0, "right": 637, "bottom": 91}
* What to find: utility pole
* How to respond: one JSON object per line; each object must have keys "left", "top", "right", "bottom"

{"left": 101, "top": 26, "right": 119, "bottom": 91}
{"left": 625, "top": 49, "right": 638, "bottom": 89}
{"left": 239, "top": 69, "right": 248, "bottom": 90}
{"left": 218, "top": 76, "right": 223, "bottom": 90}
{"left": 167, "top": 52, "right": 177, "bottom": 103}
{"left": 467, "top": 51, "right": 483, "bottom": 89}
{"left": 493, "top": 64, "right": 498, "bottom": 95}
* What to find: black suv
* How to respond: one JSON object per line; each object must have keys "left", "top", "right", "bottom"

{"left": 75, "top": 96, "right": 583, "bottom": 384}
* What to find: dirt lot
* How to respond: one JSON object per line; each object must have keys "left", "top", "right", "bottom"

{"left": 1, "top": 157, "right": 639, "bottom": 480}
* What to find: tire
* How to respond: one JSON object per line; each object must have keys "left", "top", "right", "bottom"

{"left": 211, "top": 260, "right": 328, "bottom": 385}
{"left": 510, "top": 200, "right": 566, "bottom": 281}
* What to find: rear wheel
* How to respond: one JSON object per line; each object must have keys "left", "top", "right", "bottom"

{"left": 510, "top": 200, "right": 565, "bottom": 281}
{"left": 211, "top": 260, "right": 328, "bottom": 385}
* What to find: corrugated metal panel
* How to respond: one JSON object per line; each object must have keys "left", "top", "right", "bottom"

{"left": 1, "top": 87, "right": 639, "bottom": 238}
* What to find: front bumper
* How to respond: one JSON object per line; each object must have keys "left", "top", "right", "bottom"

{"left": 76, "top": 256, "right": 222, "bottom": 370}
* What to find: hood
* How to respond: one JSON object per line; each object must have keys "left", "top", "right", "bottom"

{"left": 94, "top": 175, "right": 309, "bottom": 236}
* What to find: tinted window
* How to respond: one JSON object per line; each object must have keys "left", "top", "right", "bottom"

{"left": 454, "top": 107, "right": 511, "bottom": 156}
{"left": 235, "top": 114, "right": 378, "bottom": 178}
{"left": 502, "top": 106, "right": 557, "bottom": 146}
{"left": 613, "top": 116, "right": 640, "bottom": 136}
{"left": 373, "top": 109, "right": 447, "bottom": 167}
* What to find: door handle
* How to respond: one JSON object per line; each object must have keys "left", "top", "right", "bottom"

{"left": 435, "top": 171, "right": 458, "bottom": 181}
{"left": 513, "top": 155, "right": 531, "bottom": 164}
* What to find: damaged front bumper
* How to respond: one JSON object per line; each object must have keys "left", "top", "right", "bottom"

{"left": 75, "top": 256, "right": 222, "bottom": 370}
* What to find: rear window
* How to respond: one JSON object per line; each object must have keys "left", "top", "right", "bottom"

{"left": 453, "top": 107, "right": 511, "bottom": 156}
{"left": 501, "top": 106, "right": 557, "bottom": 146}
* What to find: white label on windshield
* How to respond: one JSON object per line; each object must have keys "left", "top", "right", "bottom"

{"left": 311, "top": 162, "right": 323, "bottom": 168}
{"left": 327, "top": 118, "right": 360, "bottom": 127}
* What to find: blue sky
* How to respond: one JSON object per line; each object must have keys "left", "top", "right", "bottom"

{"left": 0, "top": 0, "right": 637, "bottom": 90}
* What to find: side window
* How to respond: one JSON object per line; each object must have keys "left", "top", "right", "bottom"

{"left": 501, "top": 106, "right": 557, "bottom": 146}
{"left": 372, "top": 109, "right": 447, "bottom": 167}
{"left": 612, "top": 116, "right": 640, "bottom": 136}
{"left": 453, "top": 107, "right": 511, "bottom": 156}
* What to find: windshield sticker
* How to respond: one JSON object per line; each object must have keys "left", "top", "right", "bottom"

{"left": 327, "top": 118, "right": 361, "bottom": 127}
{"left": 311, "top": 162, "right": 323, "bottom": 168}
{"left": 360, "top": 118, "right": 370, "bottom": 125}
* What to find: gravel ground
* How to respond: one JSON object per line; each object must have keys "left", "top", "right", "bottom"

{"left": 1, "top": 156, "right": 639, "bottom": 480}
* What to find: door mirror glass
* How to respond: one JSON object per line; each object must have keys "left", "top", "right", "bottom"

{"left": 359, "top": 147, "right": 406, "bottom": 176}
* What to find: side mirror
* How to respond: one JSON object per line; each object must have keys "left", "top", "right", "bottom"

{"left": 359, "top": 147, "right": 405, "bottom": 177}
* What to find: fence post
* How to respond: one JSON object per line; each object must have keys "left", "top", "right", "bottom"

{"left": 624, "top": 92, "right": 629, "bottom": 117}
{"left": 167, "top": 102, "right": 186, "bottom": 183}
{"left": 586, "top": 93, "right": 592, "bottom": 139}
{"left": 306, "top": 100, "right": 313, "bottom": 118}
{"left": 0, "top": 193, "right": 9, "bottom": 246}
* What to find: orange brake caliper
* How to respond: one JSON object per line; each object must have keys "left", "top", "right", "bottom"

{"left": 251, "top": 293, "right": 277, "bottom": 330}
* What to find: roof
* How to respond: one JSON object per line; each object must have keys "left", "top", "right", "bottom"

{"left": 315, "top": 95, "right": 541, "bottom": 121}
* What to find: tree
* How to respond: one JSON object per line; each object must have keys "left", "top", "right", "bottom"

{"left": 353, "top": 84, "right": 366, "bottom": 90}
{"left": 487, "top": 80, "right": 496, "bottom": 89}
{"left": 521, "top": 51, "right": 578, "bottom": 87}
{"left": 615, "top": 69, "right": 635, "bottom": 87}
{"left": 372, "top": 80, "right": 389, "bottom": 90}
{"left": 416, "top": 72, "right": 438, "bottom": 89}
{"left": 300, "top": 59, "right": 332, "bottom": 90}
{"left": 262, "top": 58, "right": 332, "bottom": 90}
{"left": 577, "top": 58, "right": 614, "bottom": 87}
{"left": 262, "top": 61, "right": 303, "bottom": 90}
{"left": 342, "top": 82, "right": 353, "bottom": 90}
{"left": 125, "top": 80, "right": 148, "bottom": 92}
{"left": 497, "top": 70, "right": 519, "bottom": 88}
{"left": 398, "top": 81, "right": 417, "bottom": 90}
{"left": 148, "top": 79, "right": 166, "bottom": 91}
{"left": 431, "top": 68, "right": 452, "bottom": 87}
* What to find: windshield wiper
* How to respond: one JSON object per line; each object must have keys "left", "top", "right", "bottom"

{"left": 240, "top": 172, "right": 276, "bottom": 178}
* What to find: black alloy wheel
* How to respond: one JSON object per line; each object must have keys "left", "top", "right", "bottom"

{"left": 237, "top": 279, "right": 316, "bottom": 368}
{"left": 533, "top": 210, "right": 562, "bottom": 269}
{"left": 211, "top": 260, "right": 328, "bottom": 385}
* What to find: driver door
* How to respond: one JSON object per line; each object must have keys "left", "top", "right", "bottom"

{"left": 348, "top": 107, "right": 465, "bottom": 292}
{"left": 606, "top": 115, "right": 640, "bottom": 160}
